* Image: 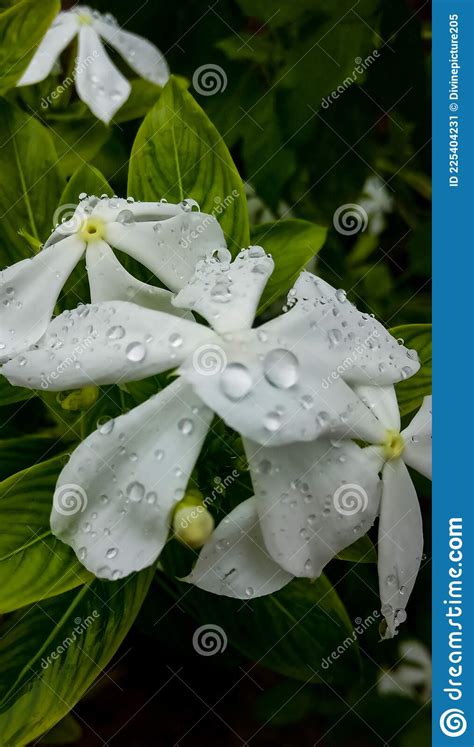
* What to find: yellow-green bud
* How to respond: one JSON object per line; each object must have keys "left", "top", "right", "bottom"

{"left": 57, "top": 386, "right": 99, "bottom": 411}
{"left": 173, "top": 491, "right": 214, "bottom": 549}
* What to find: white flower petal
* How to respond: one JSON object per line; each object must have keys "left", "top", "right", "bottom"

{"left": 0, "top": 236, "right": 85, "bottom": 360}
{"left": 266, "top": 272, "right": 420, "bottom": 385}
{"left": 51, "top": 378, "right": 213, "bottom": 578}
{"left": 180, "top": 327, "right": 386, "bottom": 446}
{"left": 245, "top": 438, "right": 381, "bottom": 577}
{"left": 173, "top": 247, "right": 274, "bottom": 334}
{"left": 105, "top": 211, "right": 227, "bottom": 292}
{"left": 354, "top": 384, "right": 401, "bottom": 431}
{"left": 378, "top": 459, "right": 423, "bottom": 638}
{"left": 184, "top": 497, "right": 293, "bottom": 598}
{"left": 86, "top": 242, "right": 192, "bottom": 318}
{"left": 92, "top": 199, "right": 188, "bottom": 223}
{"left": 402, "top": 395, "right": 432, "bottom": 480}
{"left": 75, "top": 25, "right": 131, "bottom": 124}
{"left": 17, "top": 13, "right": 79, "bottom": 86}
{"left": 94, "top": 20, "right": 169, "bottom": 86}
{"left": 2, "top": 301, "right": 217, "bottom": 390}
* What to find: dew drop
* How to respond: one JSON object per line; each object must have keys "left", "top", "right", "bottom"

{"left": 127, "top": 481, "right": 145, "bottom": 502}
{"left": 220, "top": 363, "right": 253, "bottom": 400}
{"left": 263, "top": 349, "right": 299, "bottom": 389}
{"left": 126, "top": 342, "right": 146, "bottom": 362}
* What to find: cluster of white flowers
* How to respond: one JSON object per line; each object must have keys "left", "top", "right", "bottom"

{"left": 4, "top": 8, "right": 431, "bottom": 639}
{"left": 0, "top": 191, "right": 431, "bottom": 638}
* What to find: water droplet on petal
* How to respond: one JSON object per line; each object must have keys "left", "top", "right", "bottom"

{"left": 220, "top": 363, "right": 252, "bottom": 400}
{"left": 178, "top": 418, "right": 194, "bottom": 435}
{"left": 127, "top": 481, "right": 145, "bottom": 502}
{"left": 263, "top": 349, "right": 299, "bottom": 389}
{"left": 107, "top": 325, "right": 125, "bottom": 340}
{"left": 117, "top": 209, "right": 135, "bottom": 225}
{"left": 126, "top": 342, "right": 146, "bottom": 362}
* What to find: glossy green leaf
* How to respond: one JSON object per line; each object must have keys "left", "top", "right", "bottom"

{"left": 168, "top": 574, "right": 358, "bottom": 684}
{"left": 0, "top": 0, "right": 60, "bottom": 92}
{"left": 389, "top": 324, "right": 432, "bottom": 416}
{"left": 128, "top": 76, "right": 249, "bottom": 252}
{"left": 0, "top": 375, "right": 33, "bottom": 406}
{"left": 0, "top": 457, "right": 91, "bottom": 613}
{"left": 0, "top": 567, "right": 154, "bottom": 744}
{"left": 0, "top": 434, "right": 63, "bottom": 481}
{"left": 0, "top": 100, "right": 65, "bottom": 263}
{"left": 336, "top": 534, "right": 377, "bottom": 564}
{"left": 253, "top": 219, "right": 327, "bottom": 311}
{"left": 59, "top": 163, "right": 113, "bottom": 207}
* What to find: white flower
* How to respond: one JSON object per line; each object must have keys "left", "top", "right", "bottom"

{"left": 190, "top": 386, "right": 431, "bottom": 637}
{"left": 2, "top": 254, "right": 419, "bottom": 585}
{"left": 17, "top": 6, "right": 169, "bottom": 123}
{"left": 378, "top": 639, "right": 431, "bottom": 702}
{"left": 0, "top": 197, "right": 225, "bottom": 360}
{"left": 359, "top": 176, "right": 394, "bottom": 236}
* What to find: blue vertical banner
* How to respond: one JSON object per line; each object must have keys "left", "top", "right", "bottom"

{"left": 432, "top": 0, "right": 473, "bottom": 745}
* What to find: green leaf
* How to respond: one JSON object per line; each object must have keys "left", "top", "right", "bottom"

{"left": 0, "top": 0, "right": 60, "bottom": 92}
{"left": 253, "top": 219, "right": 327, "bottom": 311}
{"left": 128, "top": 76, "right": 249, "bottom": 252}
{"left": 114, "top": 78, "right": 163, "bottom": 123}
{"left": 0, "top": 99, "right": 65, "bottom": 263}
{"left": 336, "top": 534, "right": 377, "bottom": 564}
{"left": 389, "top": 324, "right": 431, "bottom": 416}
{"left": 0, "top": 568, "right": 154, "bottom": 744}
{"left": 167, "top": 575, "right": 358, "bottom": 684}
{"left": 39, "top": 713, "right": 82, "bottom": 744}
{"left": 0, "top": 457, "right": 91, "bottom": 613}
{"left": 59, "top": 163, "right": 113, "bottom": 207}
{"left": 0, "top": 375, "right": 33, "bottom": 406}
{"left": 0, "top": 434, "right": 63, "bottom": 481}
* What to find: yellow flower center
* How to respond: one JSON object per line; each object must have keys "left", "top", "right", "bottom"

{"left": 382, "top": 430, "right": 405, "bottom": 460}
{"left": 77, "top": 12, "right": 93, "bottom": 25}
{"left": 79, "top": 217, "right": 105, "bottom": 242}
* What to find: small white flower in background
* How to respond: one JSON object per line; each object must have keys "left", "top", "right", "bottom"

{"left": 16, "top": 6, "right": 169, "bottom": 123}
{"left": 359, "top": 175, "right": 394, "bottom": 236}
{"left": 378, "top": 639, "right": 432, "bottom": 702}
{"left": 0, "top": 197, "right": 225, "bottom": 360}
{"left": 2, "top": 256, "right": 419, "bottom": 586}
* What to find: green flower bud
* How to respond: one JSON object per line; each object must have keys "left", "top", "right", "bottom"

{"left": 173, "top": 492, "right": 214, "bottom": 549}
